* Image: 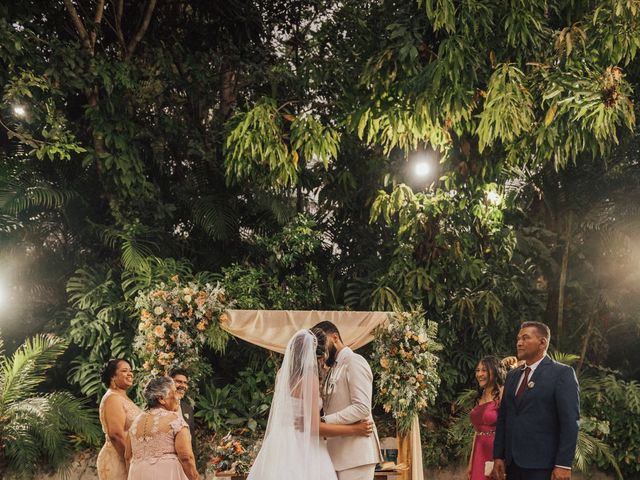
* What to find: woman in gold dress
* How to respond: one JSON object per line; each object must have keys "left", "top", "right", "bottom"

{"left": 97, "top": 359, "right": 142, "bottom": 479}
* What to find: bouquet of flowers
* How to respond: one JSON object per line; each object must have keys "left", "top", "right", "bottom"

{"left": 372, "top": 310, "right": 442, "bottom": 435}
{"left": 134, "top": 276, "right": 230, "bottom": 381}
{"left": 208, "top": 433, "right": 255, "bottom": 474}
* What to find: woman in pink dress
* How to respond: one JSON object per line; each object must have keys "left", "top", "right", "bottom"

{"left": 126, "top": 376, "right": 199, "bottom": 480}
{"left": 467, "top": 356, "right": 506, "bottom": 480}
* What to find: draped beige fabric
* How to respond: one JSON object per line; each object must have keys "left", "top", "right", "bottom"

{"left": 221, "top": 310, "right": 391, "bottom": 353}
{"left": 219, "top": 309, "right": 424, "bottom": 480}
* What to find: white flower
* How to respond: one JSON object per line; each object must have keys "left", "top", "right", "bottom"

{"left": 154, "top": 306, "right": 164, "bottom": 315}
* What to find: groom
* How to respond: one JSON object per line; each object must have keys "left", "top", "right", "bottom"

{"left": 314, "top": 321, "right": 383, "bottom": 480}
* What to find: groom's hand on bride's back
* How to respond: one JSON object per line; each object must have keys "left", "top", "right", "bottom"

{"left": 350, "top": 420, "right": 373, "bottom": 437}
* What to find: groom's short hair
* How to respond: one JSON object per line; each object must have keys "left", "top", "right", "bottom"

{"left": 313, "top": 321, "right": 342, "bottom": 341}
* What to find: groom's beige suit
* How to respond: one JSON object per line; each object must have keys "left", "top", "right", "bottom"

{"left": 322, "top": 347, "right": 383, "bottom": 480}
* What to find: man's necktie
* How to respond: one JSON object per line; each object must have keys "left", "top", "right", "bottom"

{"left": 515, "top": 367, "right": 531, "bottom": 401}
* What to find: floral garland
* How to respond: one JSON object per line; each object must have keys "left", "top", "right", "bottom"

{"left": 134, "top": 276, "right": 230, "bottom": 380}
{"left": 372, "top": 310, "right": 442, "bottom": 435}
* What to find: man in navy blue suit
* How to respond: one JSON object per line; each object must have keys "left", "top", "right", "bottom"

{"left": 491, "top": 321, "right": 579, "bottom": 480}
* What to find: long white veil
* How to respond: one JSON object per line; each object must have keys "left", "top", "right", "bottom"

{"left": 247, "top": 329, "right": 322, "bottom": 480}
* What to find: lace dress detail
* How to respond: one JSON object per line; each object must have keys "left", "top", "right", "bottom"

{"left": 97, "top": 389, "right": 142, "bottom": 480}
{"left": 127, "top": 408, "right": 190, "bottom": 480}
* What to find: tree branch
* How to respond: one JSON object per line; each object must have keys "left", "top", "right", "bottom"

{"left": 62, "top": 0, "right": 93, "bottom": 54}
{"left": 111, "top": 0, "right": 126, "bottom": 53}
{"left": 89, "top": 0, "right": 106, "bottom": 49}
{"left": 126, "top": 0, "right": 157, "bottom": 59}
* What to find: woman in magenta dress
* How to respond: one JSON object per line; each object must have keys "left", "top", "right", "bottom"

{"left": 468, "top": 356, "right": 506, "bottom": 480}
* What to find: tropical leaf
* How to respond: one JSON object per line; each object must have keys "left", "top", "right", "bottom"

{"left": 0, "top": 334, "right": 67, "bottom": 407}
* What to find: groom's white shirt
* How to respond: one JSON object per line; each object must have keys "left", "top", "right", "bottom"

{"left": 322, "top": 347, "right": 383, "bottom": 472}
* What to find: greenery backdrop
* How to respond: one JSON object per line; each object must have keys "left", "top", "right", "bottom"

{"left": 1, "top": 0, "right": 640, "bottom": 478}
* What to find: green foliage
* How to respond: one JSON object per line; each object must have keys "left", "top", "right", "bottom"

{"left": 196, "top": 357, "right": 277, "bottom": 435}
{"left": 221, "top": 214, "right": 324, "bottom": 310}
{"left": 477, "top": 64, "right": 534, "bottom": 152}
{"left": 0, "top": 334, "right": 101, "bottom": 478}
{"left": 2, "top": 0, "right": 640, "bottom": 476}
{"left": 581, "top": 372, "right": 640, "bottom": 478}
{"left": 225, "top": 99, "right": 340, "bottom": 187}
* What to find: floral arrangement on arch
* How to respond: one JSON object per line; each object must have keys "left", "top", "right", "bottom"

{"left": 372, "top": 310, "right": 442, "bottom": 435}
{"left": 134, "top": 276, "right": 230, "bottom": 380}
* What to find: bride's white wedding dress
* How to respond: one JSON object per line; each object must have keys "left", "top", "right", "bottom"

{"left": 247, "top": 330, "right": 337, "bottom": 480}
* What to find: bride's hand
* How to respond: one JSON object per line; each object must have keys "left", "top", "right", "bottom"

{"left": 350, "top": 420, "right": 373, "bottom": 437}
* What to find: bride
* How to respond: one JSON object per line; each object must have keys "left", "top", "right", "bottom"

{"left": 247, "top": 328, "right": 372, "bottom": 480}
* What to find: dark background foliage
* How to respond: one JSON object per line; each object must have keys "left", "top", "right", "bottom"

{"left": 1, "top": 0, "right": 640, "bottom": 477}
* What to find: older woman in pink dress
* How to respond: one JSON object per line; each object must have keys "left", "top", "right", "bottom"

{"left": 467, "top": 356, "right": 507, "bottom": 480}
{"left": 126, "top": 376, "right": 199, "bottom": 480}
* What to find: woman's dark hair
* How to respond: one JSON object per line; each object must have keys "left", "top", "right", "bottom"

{"left": 474, "top": 355, "right": 506, "bottom": 404}
{"left": 312, "top": 321, "right": 343, "bottom": 342}
{"left": 310, "top": 327, "right": 327, "bottom": 359}
{"left": 101, "top": 359, "right": 130, "bottom": 388}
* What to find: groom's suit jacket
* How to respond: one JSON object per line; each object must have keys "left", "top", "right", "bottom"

{"left": 322, "top": 347, "right": 383, "bottom": 472}
{"left": 493, "top": 355, "right": 580, "bottom": 470}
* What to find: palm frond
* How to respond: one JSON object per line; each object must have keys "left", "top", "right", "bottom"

{"left": 4, "top": 393, "right": 101, "bottom": 476}
{"left": 0, "top": 176, "right": 77, "bottom": 215}
{"left": 192, "top": 194, "right": 237, "bottom": 240}
{"left": 93, "top": 224, "right": 160, "bottom": 272}
{"left": 574, "top": 430, "right": 622, "bottom": 480}
{"left": 121, "top": 257, "right": 195, "bottom": 299}
{"left": 2, "top": 420, "right": 40, "bottom": 475}
{"left": 550, "top": 351, "right": 580, "bottom": 366}
{"left": 446, "top": 388, "right": 477, "bottom": 459}
{"left": 0, "top": 334, "right": 67, "bottom": 406}
{"left": 121, "top": 236, "right": 156, "bottom": 272}
{"left": 67, "top": 359, "right": 105, "bottom": 400}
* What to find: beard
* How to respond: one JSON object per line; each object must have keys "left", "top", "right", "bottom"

{"left": 325, "top": 343, "right": 338, "bottom": 367}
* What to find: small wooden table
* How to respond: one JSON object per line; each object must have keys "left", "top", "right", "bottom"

{"left": 374, "top": 472, "right": 401, "bottom": 479}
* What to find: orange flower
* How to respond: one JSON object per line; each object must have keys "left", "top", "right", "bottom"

{"left": 233, "top": 442, "right": 244, "bottom": 454}
{"left": 217, "top": 292, "right": 226, "bottom": 302}
{"left": 196, "top": 320, "right": 206, "bottom": 331}
{"left": 141, "top": 310, "right": 152, "bottom": 320}
{"left": 195, "top": 292, "right": 207, "bottom": 306}
{"left": 171, "top": 275, "right": 179, "bottom": 283}
{"left": 172, "top": 321, "right": 181, "bottom": 330}
{"left": 219, "top": 312, "right": 229, "bottom": 323}
{"left": 154, "top": 325, "right": 166, "bottom": 337}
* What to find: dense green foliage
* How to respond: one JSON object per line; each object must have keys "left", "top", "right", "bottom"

{"left": 0, "top": 334, "right": 101, "bottom": 478}
{"left": 1, "top": 0, "right": 640, "bottom": 476}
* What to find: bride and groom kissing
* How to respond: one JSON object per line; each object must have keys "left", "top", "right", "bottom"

{"left": 247, "top": 321, "right": 383, "bottom": 480}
